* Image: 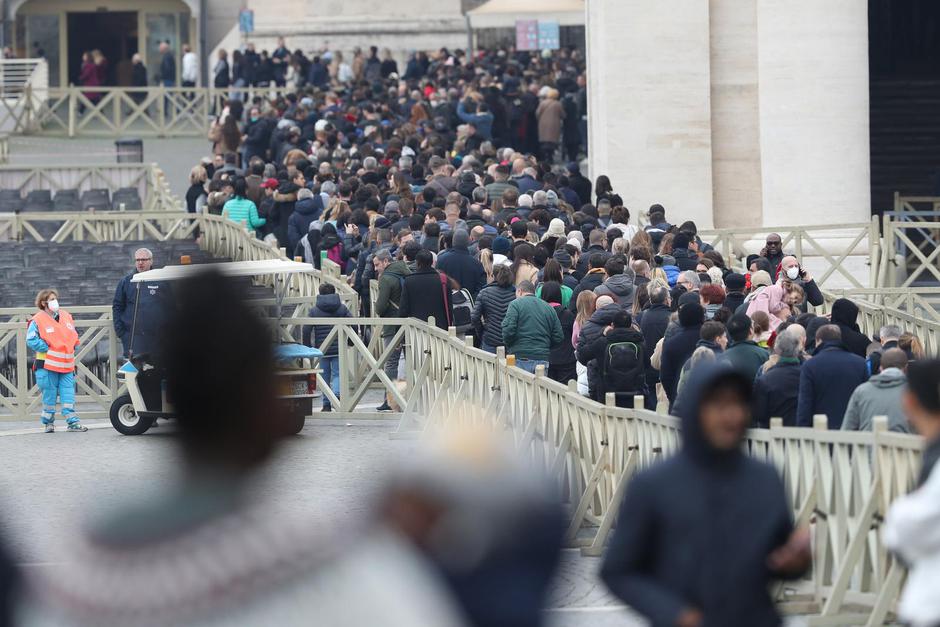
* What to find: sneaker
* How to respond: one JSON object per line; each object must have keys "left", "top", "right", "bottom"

{"left": 321, "top": 405, "right": 333, "bottom": 413}
{"left": 44, "top": 423, "right": 55, "bottom": 433}
{"left": 66, "top": 422, "right": 88, "bottom": 432}
{"left": 376, "top": 402, "right": 392, "bottom": 412}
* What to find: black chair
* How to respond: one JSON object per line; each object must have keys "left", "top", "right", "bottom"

{"left": 111, "top": 187, "right": 143, "bottom": 211}
{"left": 81, "top": 189, "right": 111, "bottom": 211}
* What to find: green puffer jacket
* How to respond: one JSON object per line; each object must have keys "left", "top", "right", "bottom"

{"left": 501, "top": 294, "right": 563, "bottom": 361}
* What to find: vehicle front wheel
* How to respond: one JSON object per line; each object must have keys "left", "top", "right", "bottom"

{"left": 109, "top": 394, "right": 154, "bottom": 435}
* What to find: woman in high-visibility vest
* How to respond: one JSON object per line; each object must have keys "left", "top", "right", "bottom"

{"left": 26, "top": 289, "right": 87, "bottom": 432}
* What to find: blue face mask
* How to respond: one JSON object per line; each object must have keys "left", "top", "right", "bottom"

{"left": 250, "top": 116, "right": 259, "bottom": 123}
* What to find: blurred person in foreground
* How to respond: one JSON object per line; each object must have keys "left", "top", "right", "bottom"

{"left": 601, "top": 363, "right": 810, "bottom": 627}
{"left": 883, "top": 359, "right": 940, "bottom": 627}
{"left": 19, "top": 271, "right": 464, "bottom": 627}
{"left": 379, "top": 421, "right": 565, "bottom": 627}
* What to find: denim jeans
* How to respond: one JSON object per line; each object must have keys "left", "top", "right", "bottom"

{"left": 481, "top": 342, "right": 498, "bottom": 354}
{"left": 320, "top": 356, "right": 340, "bottom": 409}
{"left": 516, "top": 359, "right": 549, "bottom": 374}
{"left": 384, "top": 335, "right": 402, "bottom": 381}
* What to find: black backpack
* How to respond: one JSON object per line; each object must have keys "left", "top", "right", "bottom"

{"left": 603, "top": 341, "right": 645, "bottom": 395}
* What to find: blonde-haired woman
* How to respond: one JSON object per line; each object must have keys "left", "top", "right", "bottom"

{"left": 27, "top": 289, "right": 87, "bottom": 432}
{"left": 572, "top": 290, "right": 597, "bottom": 396}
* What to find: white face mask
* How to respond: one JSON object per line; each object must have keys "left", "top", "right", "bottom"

{"left": 785, "top": 266, "right": 800, "bottom": 280}
{"left": 47, "top": 299, "right": 59, "bottom": 313}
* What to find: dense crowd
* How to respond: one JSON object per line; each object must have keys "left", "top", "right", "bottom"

{"left": 182, "top": 40, "right": 929, "bottom": 432}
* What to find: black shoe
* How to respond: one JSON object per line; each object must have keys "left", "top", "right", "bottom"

{"left": 376, "top": 402, "right": 392, "bottom": 412}
{"left": 321, "top": 405, "right": 332, "bottom": 413}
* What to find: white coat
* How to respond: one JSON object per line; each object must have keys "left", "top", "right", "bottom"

{"left": 883, "top": 461, "right": 940, "bottom": 626}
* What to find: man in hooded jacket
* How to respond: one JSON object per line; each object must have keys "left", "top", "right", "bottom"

{"left": 828, "top": 298, "right": 872, "bottom": 358}
{"left": 601, "top": 364, "right": 810, "bottom": 627}
{"left": 659, "top": 302, "right": 705, "bottom": 409}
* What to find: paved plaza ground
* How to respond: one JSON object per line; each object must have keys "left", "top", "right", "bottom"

{"left": 0, "top": 412, "right": 646, "bottom": 626}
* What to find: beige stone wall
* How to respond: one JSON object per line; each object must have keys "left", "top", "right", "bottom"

{"left": 756, "top": 0, "right": 871, "bottom": 227}
{"left": 588, "top": 0, "right": 871, "bottom": 230}
{"left": 586, "top": 0, "right": 716, "bottom": 228}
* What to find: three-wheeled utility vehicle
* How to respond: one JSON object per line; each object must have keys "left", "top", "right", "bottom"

{"left": 109, "top": 259, "right": 323, "bottom": 436}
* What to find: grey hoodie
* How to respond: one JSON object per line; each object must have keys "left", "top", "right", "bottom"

{"left": 593, "top": 272, "right": 636, "bottom": 306}
{"left": 840, "top": 368, "right": 910, "bottom": 433}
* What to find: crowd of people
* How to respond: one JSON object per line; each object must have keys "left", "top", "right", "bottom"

{"left": 183, "top": 38, "right": 928, "bottom": 433}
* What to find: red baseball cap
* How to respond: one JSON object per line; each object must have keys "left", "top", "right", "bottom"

{"left": 261, "top": 178, "right": 279, "bottom": 190}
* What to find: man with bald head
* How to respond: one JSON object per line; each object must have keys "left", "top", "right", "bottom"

{"left": 842, "top": 348, "right": 911, "bottom": 432}
{"left": 777, "top": 255, "right": 823, "bottom": 307}
{"left": 113, "top": 247, "right": 172, "bottom": 357}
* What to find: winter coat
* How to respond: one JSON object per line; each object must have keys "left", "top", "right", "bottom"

{"left": 829, "top": 299, "right": 872, "bottom": 358}
{"left": 593, "top": 273, "right": 636, "bottom": 306}
{"left": 723, "top": 291, "right": 746, "bottom": 314}
{"left": 501, "top": 295, "right": 563, "bottom": 362}
{"left": 400, "top": 269, "right": 452, "bottom": 330}
{"left": 374, "top": 261, "right": 411, "bottom": 322}
{"left": 302, "top": 293, "right": 351, "bottom": 356}
{"left": 578, "top": 325, "right": 648, "bottom": 402}
{"left": 751, "top": 358, "right": 802, "bottom": 428}
{"left": 659, "top": 323, "right": 703, "bottom": 406}
{"left": 671, "top": 248, "right": 698, "bottom": 272}
{"left": 884, "top": 458, "right": 940, "bottom": 627}
{"left": 287, "top": 196, "right": 324, "bottom": 254}
{"left": 222, "top": 197, "right": 265, "bottom": 233}
{"left": 841, "top": 368, "right": 910, "bottom": 432}
{"left": 601, "top": 364, "right": 802, "bottom": 627}
{"left": 640, "top": 304, "right": 671, "bottom": 376}
{"left": 513, "top": 261, "right": 539, "bottom": 287}
{"left": 549, "top": 304, "right": 576, "bottom": 368}
{"left": 721, "top": 340, "right": 769, "bottom": 382}
{"left": 576, "top": 304, "right": 623, "bottom": 398}
{"left": 271, "top": 182, "right": 300, "bottom": 248}
{"left": 796, "top": 341, "right": 867, "bottom": 428}
{"left": 536, "top": 98, "right": 564, "bottom": 143}
{"left": 471, "top": 283, "right": 516, "bottom": 348}
{"left": 313, "top": 223, "right": 347, "bottom": 270}
{"left": 436, "top": 247, "right": 487, "bottom": 298}
{"left": 570, "top": 270, "right": 605, "bottom": 311}
{"left": 112, "top": 272, "right": 172, "bottom": 356}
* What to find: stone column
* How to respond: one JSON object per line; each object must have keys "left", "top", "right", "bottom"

{"left": 709, "top": 0, "right": 763, "bottom": 228}
{"left": 586, "top": 0, "right": 715, "bottom": 228}
{"left": 756, "top": 0, "right": 870, "bottom": 227}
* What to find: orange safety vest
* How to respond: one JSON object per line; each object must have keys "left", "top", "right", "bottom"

{"left": 31, "top": 309, "right": 79, "bottom": 373}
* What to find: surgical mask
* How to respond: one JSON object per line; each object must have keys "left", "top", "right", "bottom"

{"left": 785, "top": 266, "right": 800, "bottom": 280}
{"left": 250, "top": 116, "right": 259, "bottom": 123}
{"left": 47, "top": 299, "right": 59, "bottom": 313}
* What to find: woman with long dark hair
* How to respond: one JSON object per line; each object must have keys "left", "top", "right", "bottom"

{"left": 540, "top": 281, "right": 577, "bottom": 384}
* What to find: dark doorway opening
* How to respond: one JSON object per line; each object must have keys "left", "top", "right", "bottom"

{"left": 67, "top": 11, "right": 138, "bottom": 87}
{"left": 869, "top": 0, "right": 940, "bottom": 213}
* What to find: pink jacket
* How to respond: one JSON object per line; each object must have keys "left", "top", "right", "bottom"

{"left": 746, "top": 284, "right": 790, "bottom": 330}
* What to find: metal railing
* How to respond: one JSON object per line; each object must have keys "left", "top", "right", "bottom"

{"left": 2, "top": 84, "right": 297, "bottom": 137}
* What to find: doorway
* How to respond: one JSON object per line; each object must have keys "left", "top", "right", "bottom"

{"left": 67, "top": 11, "right": 139, "bottom": 87}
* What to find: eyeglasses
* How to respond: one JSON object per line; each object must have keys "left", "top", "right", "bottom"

{"left": 135, "top": 258, "right": 152, "bottom": 263}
